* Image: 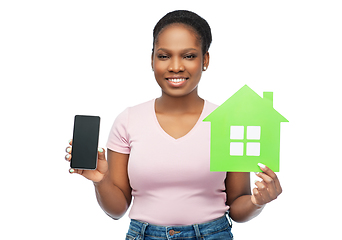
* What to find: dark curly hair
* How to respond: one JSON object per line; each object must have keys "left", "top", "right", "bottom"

{"left": 152, "top": 10, "right": 212, "bottom": 55}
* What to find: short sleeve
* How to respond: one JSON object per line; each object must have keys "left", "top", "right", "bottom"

{"left": 106, "top": 108, "right": 131, "bottom": 154}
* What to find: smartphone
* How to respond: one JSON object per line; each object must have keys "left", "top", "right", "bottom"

{"left": 71, "top": 115, "right": 100, "bottom": 170}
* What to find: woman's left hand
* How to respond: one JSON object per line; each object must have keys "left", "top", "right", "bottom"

{"left": 251, "top": 163, "right": 282, "bottom": 207}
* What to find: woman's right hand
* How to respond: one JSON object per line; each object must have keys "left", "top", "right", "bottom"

{"left": 65, "top": 139, "right": 109, "bottom": 183}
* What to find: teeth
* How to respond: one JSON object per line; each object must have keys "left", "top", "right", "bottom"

{"left": 168, "top": 78, "right": 186, "bottom": 83}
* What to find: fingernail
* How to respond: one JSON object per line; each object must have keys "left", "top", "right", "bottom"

{"left": 67, "top": 147, "right": 71, "bottom": 153}
{"left": 258, "top": 163, "right": 266, "bottom": 169}
{"left": 98, "top": 148, "right": 103, "bottom": 153}
{"left": 69, "top": 168, "right": 74, "bottom": 173}
{"left": 69, "top": 139, "right": 72, "bottom": 144}
{"left": 66, "top": 154, "right": 71, "bottom": 159}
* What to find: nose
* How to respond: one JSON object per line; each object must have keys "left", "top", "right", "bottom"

{"left": 168, "top": 57, "right": 184, "bottom": 72}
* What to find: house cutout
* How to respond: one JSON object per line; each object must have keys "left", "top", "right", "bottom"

{"left": 203, "top": 85, "right": 288, "bottom": 172}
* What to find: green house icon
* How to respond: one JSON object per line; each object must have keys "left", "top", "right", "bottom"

{"left": 203, "top": 85, "right": 288, "bottom": 172}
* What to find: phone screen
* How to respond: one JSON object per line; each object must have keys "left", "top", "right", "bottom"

{"left": 71, "top": 115, "right": 100, "bottom": 170}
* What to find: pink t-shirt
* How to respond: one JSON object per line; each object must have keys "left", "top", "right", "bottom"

{"left": 107, "top": 99, "right": 229, "bottom": 225}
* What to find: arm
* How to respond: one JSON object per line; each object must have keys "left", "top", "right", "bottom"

{"left": 94, "top": 149, "right": 132, "bottom": 220}
{"left": 225, "top": 164, "right": 282, "bottom": 223}
{"left": 225, "top": 172, "right": 264, "bottom": 222}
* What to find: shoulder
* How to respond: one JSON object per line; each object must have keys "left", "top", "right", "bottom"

{"left": 128, "top": 99, "right": 154, "bottom": 111}
{"left": 121, "top": 99, "right": 154, "bottom": 119}
{"left": 114, "top": 99, "right": 155, "bottom": 127}
{"left": 107, "top": 100, "right": 155, "bottom": 150}
{"left": 115, "top": 99, "right": 154, "bottom": 117}
{"left": 203, "top": 100, "right": 219, "bottom": 115}
{"left": 205, "top": 100, "right": 219, "bottom": 109}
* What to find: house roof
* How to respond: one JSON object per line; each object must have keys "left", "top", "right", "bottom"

{"left": 204, "top": 85, "right": 288, "bottom": 124}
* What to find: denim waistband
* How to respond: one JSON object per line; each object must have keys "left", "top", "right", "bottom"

{"left": 127, "top": 211, "right": 232, "bottom": 239}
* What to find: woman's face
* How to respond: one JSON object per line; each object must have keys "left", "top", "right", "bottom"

{"left": 152, "top": 24, "right": 209, "bottom": 98}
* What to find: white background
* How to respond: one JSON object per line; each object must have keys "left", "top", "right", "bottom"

{"left": 1, "top": 0, "right": 341, "bottom": 239}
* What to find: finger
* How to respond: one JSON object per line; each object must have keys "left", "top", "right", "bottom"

{"left": 254, "top": 181, "right": 271, "bottom": 203}
{"left": 258, "top": 163, "right": 282, "bottom": 194}
{"left": 255, "top": 172, "right": 278, "bottom": 199}
{"left": 65, "top": 154, "right": 71, "bottom": 161}
{"left": 69, "top": 168, "right": 85, "bottom": 175}
{"left": 252, "top": 187, "right": 265, "bottom": 207}
{"left": 98, "top": 148, "right": 106, "bottom": 161}
{"left": 97, "top": 148, "right": 108, "bottom": 174}
{"left": 69, "top": 168, "right": 103, "bottom": 182}
{"left": 65, "top": 146, "right": 72, "bottom": 154}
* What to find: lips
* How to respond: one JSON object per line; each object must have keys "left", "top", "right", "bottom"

{"left": 165, "top": 77, "right": 188, "bottom": 87}
{"left": 167, "top": 78, "right": 187, "bottom": 83}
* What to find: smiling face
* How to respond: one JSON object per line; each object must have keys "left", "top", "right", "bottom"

{"left": 152, "top": 24, "right": 209, "bottom": 98}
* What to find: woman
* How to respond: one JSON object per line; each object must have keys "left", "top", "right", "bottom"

{"left": 65, "top": 10, "right": 282, "bottom": 240}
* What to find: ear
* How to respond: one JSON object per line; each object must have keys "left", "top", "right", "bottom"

{"left": 151, "top": 52, "right": 154, "bottom": 71}
{"left": 203, "top": 51, "right": 210, "bottom": 70}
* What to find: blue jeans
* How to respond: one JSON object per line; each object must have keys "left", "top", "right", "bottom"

{"left": 125, "top": 212, "right": 233, "bottom": 240}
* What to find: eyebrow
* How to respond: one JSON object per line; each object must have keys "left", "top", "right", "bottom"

{"left": 156, "top": 48, "right": 199, "bottom": 52}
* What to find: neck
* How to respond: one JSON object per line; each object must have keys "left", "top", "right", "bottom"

{"left": 155, "top": 89, "right": 204, "bottom": 114}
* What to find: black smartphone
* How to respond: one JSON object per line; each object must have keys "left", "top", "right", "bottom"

{"left": 71, "top": 115, "right": 100, "bottom": 170}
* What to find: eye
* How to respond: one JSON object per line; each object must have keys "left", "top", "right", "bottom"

{"left": 184, "top": 54, "right": 197, "bottom": 59}
{"left": 157, "top": 54, "right": 169, "bottom": 60}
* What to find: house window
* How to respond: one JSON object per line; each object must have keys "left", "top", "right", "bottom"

{"left": 230, "top": 142, "right": 244, "bottom": 155}
{"left": 246, "top": 142, "right": 260, "bottom": 156}
{"left": 230, "top": 126, "right": 244, "bottom": 140}
{"left": 230, "top": 126, "right": 261, "bottom": 156}
{"left": 247, "top": 126, "right": 261, "bottom": 140}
